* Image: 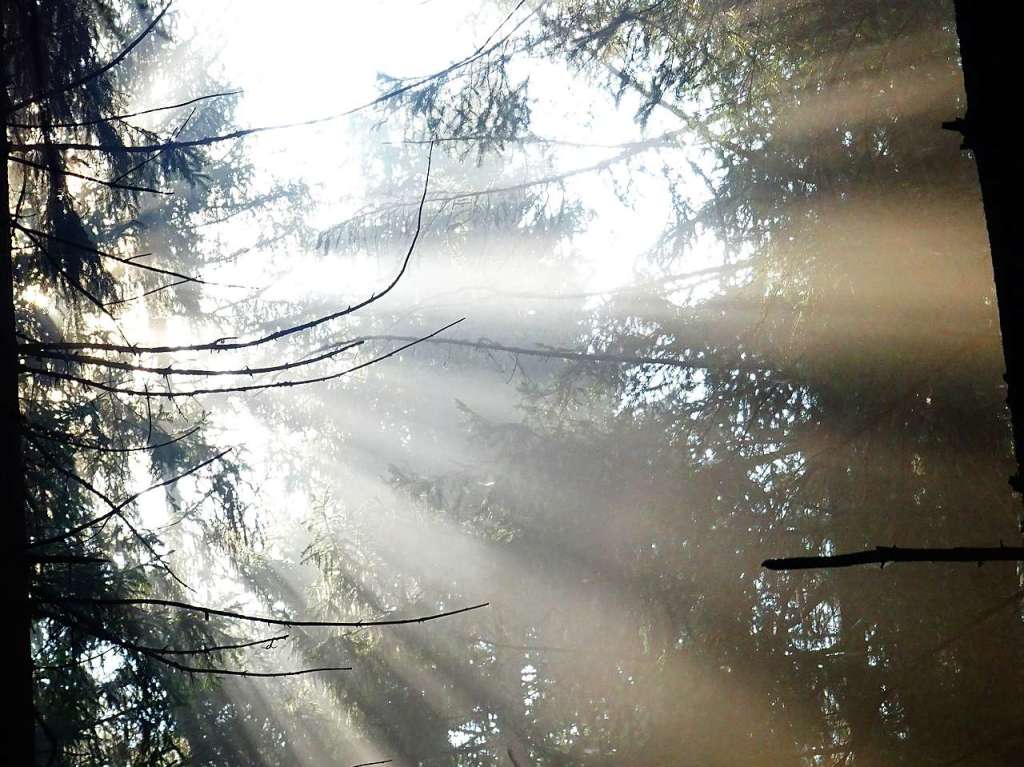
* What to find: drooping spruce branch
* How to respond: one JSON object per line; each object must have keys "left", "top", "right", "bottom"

{"left": 14, "top": 223, "right": 207, "bottom": 284}
{"left": 25, "top": 423, "right": 201, "bottom": 453}
{"left": 6, "top": 89, "right": 242, "bottom": 130}
{"left": 27, "top": 445, "right": 230, "bottom": 548}
{"left": 9, "top": 0, "right": 537, "bottom": 150}
{"left": 762, "top": 545, "right": 1024, "bottom": 571}
{"left": 20, "top": 143, "right": 435, "bottom": 355}
{"left": 6, "top": 2, "right": 172, "bottom": 113}
{"left": 9, "top": 154, "right": 172, "bottom": 195}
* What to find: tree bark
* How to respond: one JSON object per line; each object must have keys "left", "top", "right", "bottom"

{"left": 1, "top": 2, "right": 36, "bottom": 757}
{"left": 952, "top": 2, "right": 1024, "bottom": 502}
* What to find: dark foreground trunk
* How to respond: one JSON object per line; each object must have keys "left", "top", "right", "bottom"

{"left": 1, "top": 1, "right": 34, "bottom": 758}
{"left": 952, "top": 1, "right": 1024, "bottom": 503}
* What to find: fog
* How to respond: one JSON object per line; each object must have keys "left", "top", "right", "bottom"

{"left": 18, "top": 0, "right": 1024, "bottom": 765}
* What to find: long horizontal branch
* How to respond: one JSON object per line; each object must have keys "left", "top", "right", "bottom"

{"left": 7, "top": 90, "right": 242, "bottom": 130}
{"left": 9, "top": 154, "right": 171, "bottom": 195}
{"left": 22, "top": 318, "right": 464, "bottom": 397}
{"left": 42, "top": 597, "right": 489, "bottom": 628}
{"left": 20, "top": 145, "right": 434, "bottom": 355}
{"left": 25, "top": 423, "right": 200, "bottom": 453}
{"left": 15, "top": 223, "right": 205, "bottom": 284}
{"left": 326, "top": 132, "right": 679, "bottom": 236}
{"left": 337, "top": 333, "right": 760, "bottom": 371}
{"left": 145, "top": 633, "right": 289, "bottom": 656}
{"left": 24, "top": 340, "right": 363, "bottom": 378}
{"left": 762, "top": 545, "right": 1024, "bottom": 571}
{"left": 50, "top": 609, "right": 350, "bottom": 678}
{"left": 145, "top": 651, "right": 352, "bottom": 677}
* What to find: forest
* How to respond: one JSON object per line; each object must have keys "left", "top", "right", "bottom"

{"left": 3, "top": 0, "right": 1023, "bottom": 765}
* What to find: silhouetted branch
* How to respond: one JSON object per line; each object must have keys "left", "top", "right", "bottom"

{"left": 20, "top": 144, "right": 435, "bottom": 355}
{"left": 28, "top": 447, "right": 230, "bottom": 548}
{"left": 51, "top": 610, "right": 350, "bottom": 678}
{"left": 24, "top": 340, "right": 364, "bottom": 378}
{"left": 762, "top": 545, "right": 1024, "bottom": 571}
{"left": 7, "top": 3, "right": 171, "bottom": 113}
{"left": 102, "top": 278, "right": 191, "bottom": 307}
{"left": 333, "top": 332, "right": 761, "bottom": 371}
{"left": 25, "top": 423, "right": 200, "bottom": 454}
{"left": 145, "top": 633, "right": 289, "bottom": 656}
{"left": 143, "top": 652, "right": 352, "bottom": 678}
{"left": 7, "top": 89, "right": 241, "bottom": 129}
{"left": 15, "top": 223, "right": 208, "bottom": 285}
{"left": 22, "top": 318, "right": 464, "bottom": 397}
{"left": 109, "top": 104, "right": 197, "bottom": 184}
{"left": 9, "top": 154, "right": 172, "bottom": 195}
{"left": 43, "top": 596, "right": 490, "bottom": 628}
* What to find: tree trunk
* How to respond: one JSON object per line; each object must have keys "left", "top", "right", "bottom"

{"left": 1, "top": 2, "right": 35, "bottom": 757}
{"left": 952, "top": 2, "right": 1024, "bottom": 504}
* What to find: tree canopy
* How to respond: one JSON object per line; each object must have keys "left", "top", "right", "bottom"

{"left": 4, "top": 1, "right": 1023, "bottom": 765}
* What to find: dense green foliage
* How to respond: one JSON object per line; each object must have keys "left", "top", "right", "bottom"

{"left": 5, "top": 1, "right": 313, "bottom": 762}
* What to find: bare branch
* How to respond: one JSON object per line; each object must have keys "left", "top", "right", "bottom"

{"left": 21, "top": 318, "right": 464, "bottom": 397}
{"left": 331, "top": 331, "right": 759, "bottom": 371}
{"left": 762, "top": 545, "right": 1024, "bottom": 571}
{"left": 23, "top": 339, "right": 364, "bottom": 378}
{"left": 145, "top": 633, "right": 290, "bottom": 656}
{"left": 102, "top": 278, "right": 191, "bottom": 307}
{"left": 143, "top": 651, "right": 352, "bottom": 678}
{"left": 43, "top": 597, "right": 490, "bottom": 628}
{"left": 47, "top": 610, "right": 350, "bottom": 678}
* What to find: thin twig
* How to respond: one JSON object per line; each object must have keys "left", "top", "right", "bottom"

{"left": 43, "top": 597, "right": 490, "bottom": 628}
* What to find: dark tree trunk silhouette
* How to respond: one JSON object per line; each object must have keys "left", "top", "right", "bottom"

{"left": 0, "top": 8, "right": 34, "bottom": 756}
{"left": 952, "top": 1, "right": 1024, "bottom": 500}
{"left": 765, "top": 4, "right": 1024, "bottom": 573}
